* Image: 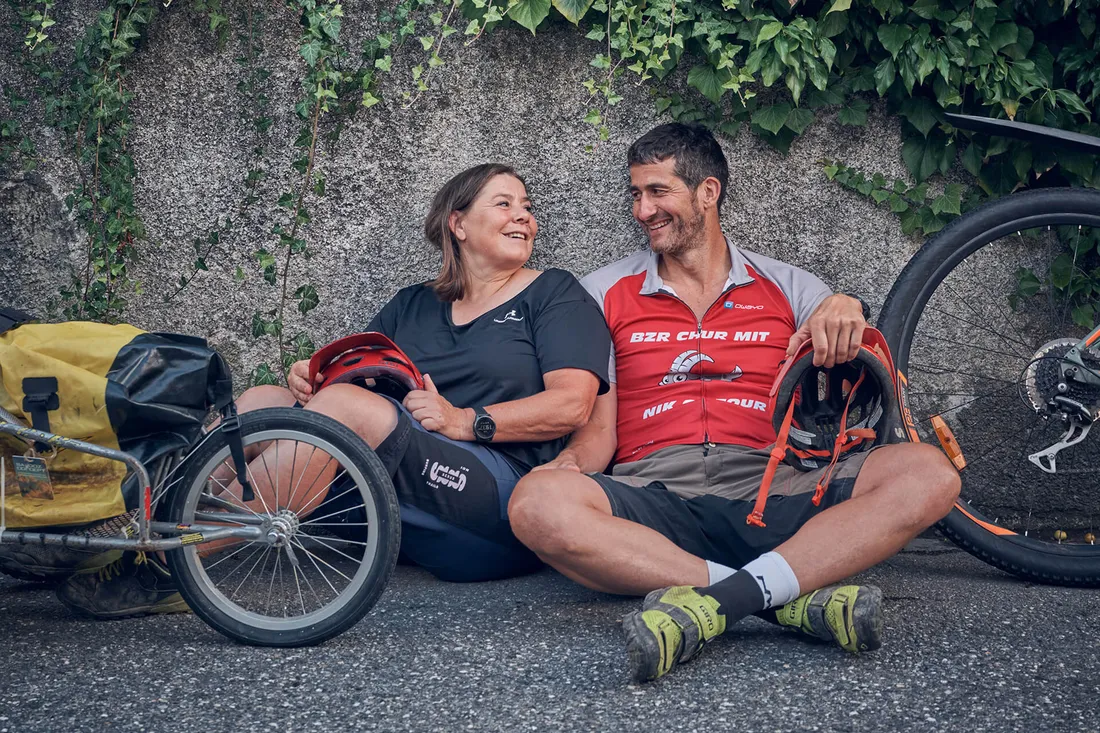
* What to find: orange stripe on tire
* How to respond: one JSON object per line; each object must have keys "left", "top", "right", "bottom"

{"left": 954, "top": 502, "right": 1016, "bottom": 536}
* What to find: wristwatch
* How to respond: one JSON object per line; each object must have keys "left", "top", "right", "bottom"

{"left": 842, "top": 292, "right": 872, "bottom": 322}
{"left": 472, "top": 406, "right": 496, "bottom": 443}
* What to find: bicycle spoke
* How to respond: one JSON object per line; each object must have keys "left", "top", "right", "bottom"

{"left": 291, "top": 455, "right": 338, "bottom": 512}
{"left": 291, "top": 536, "right": 354, "bottom": 584}
{"left": 956, "top": 252, "right": 1040, "bottom": 357}
{"left": 291, "top": 562, "right": 309, "bottom": 617}
{"left": 933, "top": 283, "right": 1032, "bottom": 359}
{"left": 302, "top": 481, "right": 359, "bottom": 519}
{"left": 243, "top": 458, "right": 274, "bottom": 516}
{"left": 299, "top": 501, "right": 366, "bottom": 526}
{"left": 210, "top": 541, "right": 266, "bottom": 585}
{"left": 203, "top": 539, "right": 261, "bottom": 572}
{"left": 911, "top": 381, "right": 1019, "bottom": 423}
{"left": 230, "top": 545, "right": 274, "bottom": 603}
{"left": 299, "top": 532, "right": 364, "bottom": 564}
{"left": 292, "top": 537, "right": 344, "bottom": 597}
{"left": 300, "top": 522, "right": 370, "bottom": 528}
{"left": 908, "top": 362, "right": 1017, "bottom": 385}
{"left": 274, "top": 440, "right": 281, "bottom": 511}
{"left": 266, "top": 549, "right": 281, "bottom": 617}
{"left": 285, "top": 444, "right": 320, "bottom": 509}
{"left": 915, "top": 333, "right": 1029, "bottom": 362}
{"left": 299, "top": 468, "right": 349, "bottom": 515}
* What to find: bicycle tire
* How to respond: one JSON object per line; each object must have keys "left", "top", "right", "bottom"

{"left": 878, "top": 186, "right": 1100, "bottom": 586}
{"left": 164, "top": 407, "right": 400, "bottom": 645}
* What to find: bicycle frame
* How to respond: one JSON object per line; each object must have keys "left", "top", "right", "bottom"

{"left": 1063, "top": 323, "right": 1100, "bottom": 388}
{"left": 0, "top": 414, "right": 267, "bottom": 553}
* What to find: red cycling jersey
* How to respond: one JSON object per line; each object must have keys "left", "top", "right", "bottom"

{"left": 581, "top": 238, "right": 831, "bottom": 465}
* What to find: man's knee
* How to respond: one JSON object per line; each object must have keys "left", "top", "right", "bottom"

{"left": 508, "top": 471, "right": 606, "bottom": 556}
{"left": 303, "top": 384, "right": 398, "bottom": 447}
{"left": 863, "top": 443, "right": 961, "bottom": 524}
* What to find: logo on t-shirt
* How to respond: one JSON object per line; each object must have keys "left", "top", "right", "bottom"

{"left": 493, "top": 309, "right": 524, "bottom": 324}
{"left": 659, "top": 350, "right": 743, "bottom": 386}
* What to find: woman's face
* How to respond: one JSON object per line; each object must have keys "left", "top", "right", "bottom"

{"left": 451, "top": 174, "right": 537, "bottom": 271}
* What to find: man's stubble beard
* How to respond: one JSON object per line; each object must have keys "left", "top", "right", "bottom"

{"left": 650, "top": 200, "right": 707, "bottom": 258}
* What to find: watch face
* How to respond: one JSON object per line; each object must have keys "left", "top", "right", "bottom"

{"left": 475, "top": 415, "right": 495, "bottom": 440}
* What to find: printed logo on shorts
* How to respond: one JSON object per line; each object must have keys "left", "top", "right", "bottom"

{"left": 425, "top": 461, "right": 468, "bottom": 492}
{"left": 493, "top": 309, "right": 524, "bottom": 324}
{"left": 659, "top": 349, "right": 743, "bottom": 386}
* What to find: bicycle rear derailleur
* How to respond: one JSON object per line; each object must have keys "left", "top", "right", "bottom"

{"left": 1024, "top": 338, "right": 1100, "bottom": 474}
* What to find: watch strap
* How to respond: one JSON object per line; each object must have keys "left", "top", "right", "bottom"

{"left": 842, "top": 292, "right": 872, "bottom": 321}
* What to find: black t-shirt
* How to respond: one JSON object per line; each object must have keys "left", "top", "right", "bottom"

{"left": 367, "top": 268, "right": 611, "bottom": 472}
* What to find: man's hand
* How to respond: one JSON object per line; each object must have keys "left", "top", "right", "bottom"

{"left": 530, "top": 451, "right": 582, "bottom": 473}
{"left": 785, "top": 294, "right": 867, "bottom": 368}
{"left": 403, "top": 374, "right": 473, "bottom": 441}
{"left": 288, "top": 359, "right": 323, "bottom": 404}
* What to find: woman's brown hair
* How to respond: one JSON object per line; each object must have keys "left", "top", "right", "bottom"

{"left": 424, "top": 163, "right": 525, "bottom": 302}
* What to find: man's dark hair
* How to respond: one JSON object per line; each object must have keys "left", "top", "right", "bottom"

{"left": 627, "top": 123, "right": 729, "bottom": 211}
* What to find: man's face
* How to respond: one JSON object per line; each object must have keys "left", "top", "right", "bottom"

{"left": 629, "top": 158, "right": 706, "bottom": 257}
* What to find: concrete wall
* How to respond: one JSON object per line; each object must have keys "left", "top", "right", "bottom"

{"left": 1, "top": 0, "right": 916, "bottom": 381}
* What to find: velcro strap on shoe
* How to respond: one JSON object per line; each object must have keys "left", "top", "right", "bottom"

{"left": 804, "top": 586, "right": 841, "bottom": 641}
{"left": 650, "top": 601, "right": 703, "bottom": 660}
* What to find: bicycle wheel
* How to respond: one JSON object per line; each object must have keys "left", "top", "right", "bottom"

{"left": 164, "top": 407, "right": 400, "bottom": 645}
{"left": 878, "top": 187, "right": 1100, "bottom": 586}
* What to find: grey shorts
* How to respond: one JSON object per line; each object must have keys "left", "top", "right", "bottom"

{"left": 590, "top": 444, "right": 872, "bottom": 568}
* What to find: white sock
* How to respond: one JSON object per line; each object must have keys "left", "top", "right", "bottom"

{"left": 740, "top": 551, "right": 801, "bottom": 608}
{"left": 705, "top": 560, "right": 736, "bottom": 585}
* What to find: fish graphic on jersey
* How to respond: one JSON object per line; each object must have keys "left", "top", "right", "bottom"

{"left": 659, "top": 349, "right": 743, "bottom": 386}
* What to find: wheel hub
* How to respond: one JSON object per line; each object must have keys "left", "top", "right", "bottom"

{"left": 266, "top": 508, "right": 300, "bottom": 545}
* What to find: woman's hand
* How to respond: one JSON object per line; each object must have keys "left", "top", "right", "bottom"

{"left": 403, "top": 374, "right": 474, "bottom": 441}
{"left": 288, "top": 359, "right": 321, "bottom": 404}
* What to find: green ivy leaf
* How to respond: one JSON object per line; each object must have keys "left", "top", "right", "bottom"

{"left": 785, "top": 107, "right": 815, "bottom": 134}
{"left": 826, "top": 0, "right": 852, "bottom": 14}
{"left": 874, "top": 57, "right": 896, "bottom": 95}
{"left": 295, "top": 284, "right": 320, "bottom": 314}
{"left": 508, "top": 0, "right": 552, "bottom": 34}
{"left": 752, "top": 103, "right": 792, "bottom": 135}
{"left": 900, "top": 96, "right": 938, "bottom": 137}
{"left": 961, "top": 143, "right": 983, "bottom": 177}
{"left": 300, "top": 40, "right": 322, "bottom": 67}
{"left": 837, "top": 98, "right": 870, "bottom": 126}
{"left": 756, "top": 21, "right": 784, "bottom": 46}
{"left": 1054, "top": 89, "right": 1091, "bottom": 119}
{"left": 902, "top": 135, "right": 943, "bottom": 182}
{"left": 552, "top": 0, "right": 594, "bottom": 24}
{"left": 988, "top": 23, "right": 1018, "bottom": 52}
{"left": 1072, "top": 304, "right": 1095, "bottom": 329}
{"left": 877, "top": 24, "right": 910, "bottom": 59}
{"left": 687, "top": 65, "right": 726, "bottom": 105}
{"left": 1050, "top": 253, "right": 1074, "bottom": 289}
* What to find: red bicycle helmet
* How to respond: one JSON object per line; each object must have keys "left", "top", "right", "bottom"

{"left": 747, "top": 327, "right": 900, "bottom": 528}
{"left": 308, "top": 332, "right": 424, "bottom": 400}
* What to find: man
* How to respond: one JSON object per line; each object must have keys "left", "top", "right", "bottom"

{"left": 507, "top": 123, "right": 960, "bottom": 683}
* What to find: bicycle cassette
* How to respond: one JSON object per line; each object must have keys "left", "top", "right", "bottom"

{"left": 1025, "top": 338, "right": 1100, "bottom": 420}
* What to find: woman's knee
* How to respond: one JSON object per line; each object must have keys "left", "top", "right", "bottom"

{"left": 235, "top": 384, "right": 296, "bottom": 412}
{"left": 303, "top": 384, "right": 399, "bottom": 447}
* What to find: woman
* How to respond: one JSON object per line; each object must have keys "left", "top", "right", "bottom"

{"left": 233, "top": 163, "right": 611, "bottom": 582}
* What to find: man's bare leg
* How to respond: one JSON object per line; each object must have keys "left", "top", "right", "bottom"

{"left": 509, "top": 442, "right": 960, "bottom": 596}
{"left": 509, "top": 472, "right": 708, "bottom": 594}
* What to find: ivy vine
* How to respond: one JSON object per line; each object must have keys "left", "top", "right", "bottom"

{"left": 5, "top": 0, "right": 1099, "bottom": 378}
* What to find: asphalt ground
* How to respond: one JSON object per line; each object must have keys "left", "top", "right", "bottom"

{"left": 1, "top": 537, "right": 1098, "bottom": 733}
